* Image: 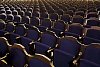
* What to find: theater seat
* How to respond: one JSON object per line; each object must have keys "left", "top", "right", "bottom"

{"left": 79, "top": 43, "right": 100, "bottom": 67}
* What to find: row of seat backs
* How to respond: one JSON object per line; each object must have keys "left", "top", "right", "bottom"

{"left": 0, "top": 37, "right": 54, "bottom": 67}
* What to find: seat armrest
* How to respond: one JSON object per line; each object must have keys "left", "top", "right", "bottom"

{"left": 73, "top": 52, "right": 83, "bottom": 65}
{"left": 4, "top": 32, "right": 10, "bottom": 36}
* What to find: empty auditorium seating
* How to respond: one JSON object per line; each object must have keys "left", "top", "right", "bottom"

{"left": 0, "top": 0, "right": 100, "bottom": 67}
